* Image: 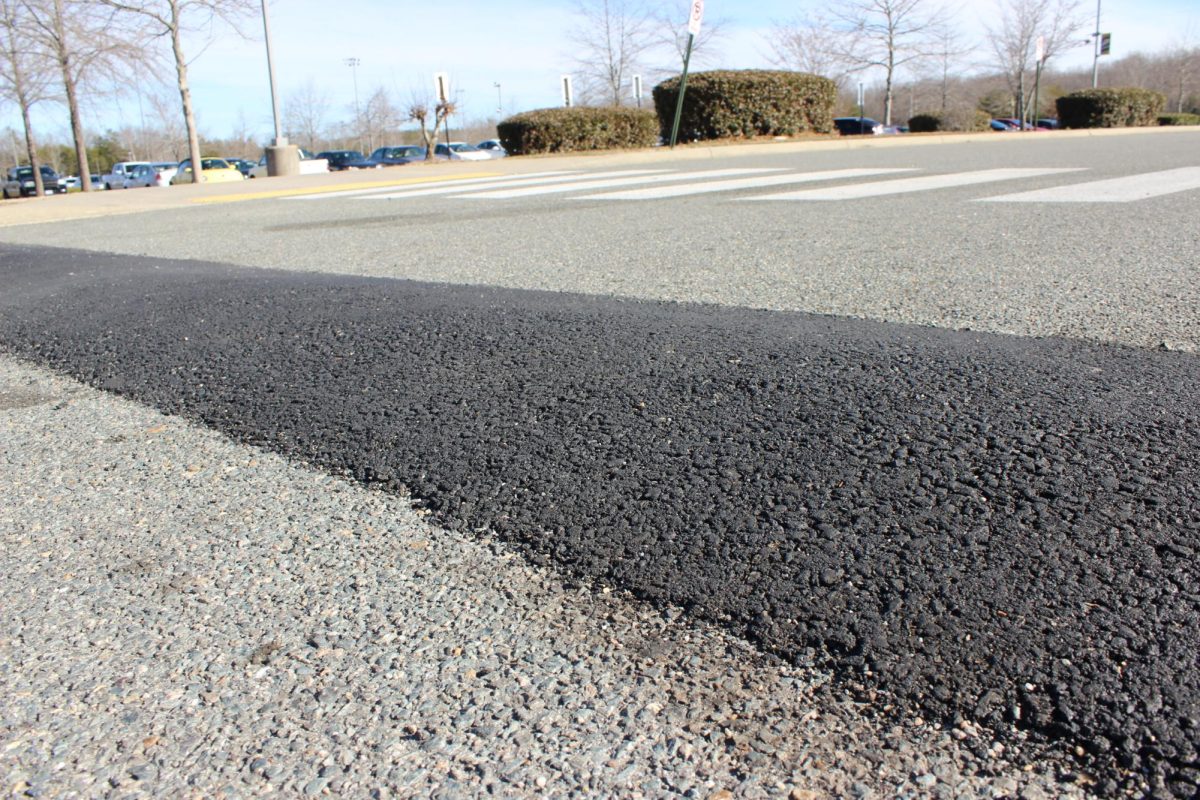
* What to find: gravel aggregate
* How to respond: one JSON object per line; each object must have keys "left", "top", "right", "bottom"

{"left": 1, "top": 357, "right": 1085, "bottom": 798}
{"left": 1, "top": 246, "right": 1197, "bottom": 797}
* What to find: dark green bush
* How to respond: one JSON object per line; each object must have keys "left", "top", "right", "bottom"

{"left": 906, "top": 109, "right": 991, "bottom": 133}
{"left": 1055, "top": 88, "right": 1166, "bottom": 128}
{"left": 496, "top": 107, "right": 658, "bottom": 155}
{"left": 652, "top": 70, "right": 836, "bottom": 142}
{"left": 1157, "top": 112, "right": 1200, "bottom": 126}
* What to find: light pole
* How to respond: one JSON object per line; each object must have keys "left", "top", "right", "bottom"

{"left": 493, "top": 82, "right": 502, "bottom": 116}
{"left": 260, "top": 0, "right": 283, "bottom": 147}
{"left": 345, "top": 57, "right": 362, "bottom": 150}
{"left": 1091, "top": 0, "right": 1101, "bottom": 88}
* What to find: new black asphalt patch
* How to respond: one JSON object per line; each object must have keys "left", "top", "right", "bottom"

{"left": 2, "top": 245, "right": 1197, "bottom": 796}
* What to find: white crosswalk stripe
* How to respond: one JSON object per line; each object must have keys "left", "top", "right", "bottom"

{"left": 980, "top": 167, "right": 1200, "bottom": 203}
{"left": 283, "top": 172, "right": 576, "bottom": 201}
{"left": 573, "top": 168, "right": 917, "bottom": 200}
{"left": 360, "top": 170, "right": 666, "bottom": 200}
{"left": 453, "top": 168, "right": 785, "bottom": 199}
{"left": 741, "top": 168, "right": 1086, "bottom": 201}
{"left": 273, "top": 166, "right": 1200, "bottom": 206}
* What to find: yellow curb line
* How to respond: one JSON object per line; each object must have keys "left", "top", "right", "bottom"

{"left": 190, "top": 172, "right": 502, "bottom": 204}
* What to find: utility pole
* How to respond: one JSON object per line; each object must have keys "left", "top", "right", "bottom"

{"left": 1091, "top": 0, "right": 1101, "bottom": 88}
{"left": 345, "top": 58, "right": 362, "bottom": 150}
{"left": 493, "top": 82, "right": 501, "bottom": 116}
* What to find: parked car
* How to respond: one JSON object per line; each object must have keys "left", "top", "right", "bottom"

{"left": 833, "top": 117, "right": 884, "bottom": 135}
{"left": 317, "top": 150, "right": 382, "bottom": 171}
{"left": 367, "top": 145, "right": 426, "bottom": 166}
{"left": 153, "top": 161, "right": 179, "bottom": 183}
{"left": 122, "top": 163, "right": 172, "bottom": 188}
{"left": 222, "top": 158, "right": 256, "bottom": 178}
{"left": 247, "top": 149, "right": 330, "bottom": 178}
{"left": 89, "top": 174, "right": 106, "bottom": 189}
{"left": 1037, "top": 118, "right": 1060, "bottom": 129}
{"left": 475, "top": 139, "right": 508, "bottom": 157}
{"left": 3, "top": 165, "right": 65, "bottom": 197}
{"left": 990, "top": 118, "right": 1017, "bottom": 131}
{"left": 61, "top": 175, "right": 81, "bottom": 191}
{"left": 99, "top": 161, "right": 151, "bottom": 190}
{"left": 169, "top": 157, "right": 245, "bottom": 185}
{"left": 434, "top": 142, "right": 491, "bottom": 161}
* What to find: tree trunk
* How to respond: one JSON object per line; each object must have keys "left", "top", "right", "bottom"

{"left": 19, "top": 100, "right": 44, "bottom": 197}
{"left": 170, "top": 0, "right": 203, "bottom": 183}
{"left": 2, "top": 9, "right": 44, "bottom": 197}
{"left": 52, "top": 0, "right": 91, "bottom": 190}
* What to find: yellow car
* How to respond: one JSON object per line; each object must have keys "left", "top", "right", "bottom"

{"left": 169, "top": 157, "right": 245, "bottom": 185}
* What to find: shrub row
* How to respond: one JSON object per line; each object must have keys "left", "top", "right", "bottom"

{"left": 652, "top": 70, "right": 836, "bottom": 141}
{"left": 1157, "top": 112, "right": 1200, "bottom": 126}
{"left": 1055, "top": 88, "right": 1166, "bottom": 128}
{"left": 496, "top": 107, "right": 658, "bottom": 155}
{"left": 495, "top": 70, "right": 838, "bottom": 154}
{"left": 907, "top": 109, "right": 991, "bottom": 133}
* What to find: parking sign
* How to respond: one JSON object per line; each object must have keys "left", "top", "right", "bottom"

{"left": 687, "top": 0, "right": 704, "bottom": 36}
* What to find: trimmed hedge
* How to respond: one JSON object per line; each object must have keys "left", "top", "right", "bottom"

{"left": 907, "top": 109, "right": 991, "bottom": 133}
{"left": 1055, "top": 88, "right": 1166, "bottom": 128}
{"left": 496, "top": 107, "right": 658, "bottom": 155}
{"left": 1158, "top": 112, "right": 1200, "bottom": 126}
{"left": 652, "top": 70, "right": 836, "bottom": 142}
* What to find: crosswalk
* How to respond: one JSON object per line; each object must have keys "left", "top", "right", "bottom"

{"left": 283, "top": 165, "right": 1200, "bottom": 205}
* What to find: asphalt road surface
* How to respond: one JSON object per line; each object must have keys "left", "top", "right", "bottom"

{"left": 2, "top": 130, "right": 1198, "bottom": 798}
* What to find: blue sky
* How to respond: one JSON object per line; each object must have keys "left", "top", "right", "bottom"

{"left": 6, "top": 0, "right": 1197, "bottom": 145}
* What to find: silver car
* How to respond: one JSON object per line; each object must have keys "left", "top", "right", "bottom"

{"left": 122, "top": 163, "right": 170, "bottom": 188}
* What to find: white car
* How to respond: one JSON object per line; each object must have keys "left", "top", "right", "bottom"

{"left": 248, "top": 148, "right": 329, "bottom": 178}
{"left": 475, "top": 139, "right": 508, "bottom": 158}
{"left": 434, "top": 142, "right": 492, "bottom": 161}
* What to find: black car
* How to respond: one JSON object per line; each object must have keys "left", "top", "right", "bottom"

{"left": 367, "top": 145, "right": 426, "bottom": 166}
{"left": 3, "top": 165, "right": 65, "bottom": 197}
{"left": 316, "top": 150, "right": 381, "bottom": 171}
{"left": 833, "top": 117, "right": 884, "bottom": 135}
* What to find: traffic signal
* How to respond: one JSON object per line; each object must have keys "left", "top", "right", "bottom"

{"left": 1100, "top": 33, "right": 1112, "bottom": 56}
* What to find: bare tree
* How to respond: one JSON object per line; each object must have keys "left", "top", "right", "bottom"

{"left": 408, "top": 89, "right": 453, "bottom": 161}
{"left": 359, "top": 85, "right": 397, "bottom": 152}
{"left": 987, "top": 0, "right": 1087, "bottom": 120}
{"left": 924, "top": 18, "right": 974, "bottom": 111}
{"left": 826, "top": 0, "right": 946, "bottom": 126}
{"left": 22, "top": 0, "right": 139, "bottom": 190}
{"left": 1161, "top": 31, "right": 1199, "bottom": 113}
{"left": 569, "top": 0, "right": 655, "bottom": 106}
{"left": 95, "top": 0, "right": 255, "bottom": 183}
{"left": 0, "top": 0, "right": 54, "bottom": 195}
{"left": 766, "top": 14, "right": 853, "bottom": 91}
{"left": 283, "top": 78, "right": 328, "bottom": 152}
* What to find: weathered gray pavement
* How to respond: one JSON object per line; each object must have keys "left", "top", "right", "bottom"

{"left": 1, "top": 357, "right": 1081, "bottom": 799}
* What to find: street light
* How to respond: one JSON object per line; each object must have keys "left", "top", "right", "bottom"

{"left": 260, "top": 0, "right": 283, "bottom": 147}
{"left": 1091, "top": 0, "right": 1101, "bottom": 87}
{"left": 345, "top": 57, "right": 362, "bottom": 150}
{"left": 493, "top": 82, "right": 502, "bottom": 116}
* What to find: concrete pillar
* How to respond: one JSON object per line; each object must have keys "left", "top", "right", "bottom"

{"left": 265, "top": 144, "right": 300, "bottom": 177}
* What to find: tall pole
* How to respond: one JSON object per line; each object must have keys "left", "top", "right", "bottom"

{"left": 668, "top": 33, "right": 695, "bottom": 148}
{"left": 345, "top": 58, "right": 361, "bottom": 150}
{"left": 494, "top": 82, "right": 502, "bottom": 115}
{"left": 260, "top": 0, "right": 283, "bottom": 146}
{"left": 1091, "top": 0, "right": 1101, "bottom": 88}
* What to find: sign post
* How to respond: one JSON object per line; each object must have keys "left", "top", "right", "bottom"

{"left": 669, "top": 0, "right": 704, "bottom": 148}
